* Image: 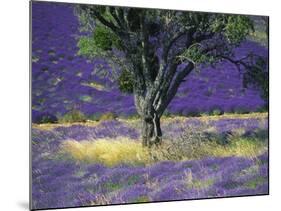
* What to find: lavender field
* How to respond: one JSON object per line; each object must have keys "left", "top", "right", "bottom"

{"left": 32, "top": 113, "right": 268, "bottom": 209}
{"left": 31, "top": 1, "right": 269, "bottom": 210}
{"left": 31, "top": 2, "right": 267, "bottom": 122}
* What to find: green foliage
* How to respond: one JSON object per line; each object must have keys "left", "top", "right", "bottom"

{"left": 88, "top": 113, "right": 102, "bottom": 121}
{"left": 178, "top": 15, "right": 253, "bottom": 66}
{"left": 134, "top": 196, "right": 150, "bottom": 203}
{"left": 210, "top": 108, "right": 224, "bottom": 116}
{"left": 179, "top": 43, "right": 215, "bottom": 66}
{"left": 77, "top": 26, "right": 121, "bottom": 58}
{"left": 187, "top": 178, "right": 215, "bottom": 189}
{"left": 77, "top": 36, "right": 97, "bottom": 58}
{"left": 249, "top": 17, "right": 268, "bottom": 46}
{"left": 210, "top": 15, "right": 253, "bottom": 44}
{"left": 79, "top": 95, "right": 92, "bottom": 102}
{"left": 32, "top": 54, "right": 40, "bottom": 63}
{"left": 256, "top": 106, "right": 268, "bottom": 113}
{"left": 102, "top": 182, "right": 123, "bottom": 191}
{"left": 93, "top": 26, "right": 121, "bottom": 50}
{"left": 118, "top": 69, "right": 134, "bottom": 93}
{"left": 99, "top": 112, "right": 117, "bottom": 121}
{"left": 224, "top": 16, "right": 253, "bottom": 44}
{"left": 244, "top": 176, "right": 266, "bottom": 189}
{"left": 59, "top": 109, "right": 87, "bottom": 123}
{"left": 184, "top": 108, "right": 201, "bottom": 117}
{"left": 233, "top": 107, "right": 250, "bottom": 114}
{"left": 76, "top": 6, "right": 258, "bottom": 99}
{"left": 38, "top": 114, "right": 58, "bottom": 124}
{"left": 243, "top": 57, "right": 268, "bottom": 104}
{"left": 88, "top": 112, "right": 118, "bottom": 121}
{"left": 126, "top": 175, "right": 140, "bottom": 186}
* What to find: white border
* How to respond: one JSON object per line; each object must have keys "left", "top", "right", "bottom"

{"left": 1, "top": 0, "right": 280, "bottom": 211}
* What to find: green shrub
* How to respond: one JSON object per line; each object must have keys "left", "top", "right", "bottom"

{"left": 256, "top": 106, "right": 268, "bottom": 113}
{"left": 126, "top": 114, "right": 140, "bottom": 120}
{"left": 210, "top": 108, "right": 224, "bottom": 116}
{"left": 99, "top": 112, "right": 117, "bottom": 121}
{"left": 199, "top": 112, "right": 209, "bottom": 117}
{"left": 118, "top": 69, "right": 134, "bottom": 93}
{"left": 184, "top": 109, "right": 201, "bottom": 117}
{"left": 33, "top": 111, "right": 58, "bottom": 124}
{"left": 88, "top": 113, "right": 102, "bottom": 121}
{"left": 150, "top": 127, "right": 267, "bottom": 161}
{"left": 59, "top": 109, "right": 86, "bottom": 123}
{"left": 234, "top": 107, "right": 250, "bottom": 114}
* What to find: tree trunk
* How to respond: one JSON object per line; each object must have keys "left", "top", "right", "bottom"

{"left": 141, "top": 110, "right": 162, "bottom": 147}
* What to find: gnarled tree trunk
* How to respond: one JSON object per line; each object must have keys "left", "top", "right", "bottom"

{"left": 141, "top": 108, "right": 162, "bottom": 147}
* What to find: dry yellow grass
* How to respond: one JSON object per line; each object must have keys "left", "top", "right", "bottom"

{"left": 32, "top": 120, "right": 100, "bottom": 131}
{"left": 118, "top": 112, "right": 268, "bottom": 127}
{"left": 60, "top": 136, "right": 267, "bottom": 166}
{"left": 61, "top": 137, "right": 150, "bottom": 166}
{"left": 208, "top": 138, "right": 267, "bottom": 158}
{"left": 33, "top": 112, "right": 268, "bottom": 131}
{"left": 161, "top": 112, "right": 268, "bottom": 124}
{"left": 52, "top": 112, "right": 268, "bottom": 166}
{"left": 147, "top": 137, "right": 267, "bottom": 162}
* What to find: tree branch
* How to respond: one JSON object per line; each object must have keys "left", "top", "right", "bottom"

{"left": 109, "top": 8, "right": 125, "bottom": 30}
{"left": 91, "top": 10, "right": 121, "bottom": 34}
{"left": 140, "top": 13, "right": 154, "bottom": 88}
{"left": 157, "top": 62, "right": 194, "bottom": 115}
{"left": 163, "top": 31, "right": 186, "bottom": 62}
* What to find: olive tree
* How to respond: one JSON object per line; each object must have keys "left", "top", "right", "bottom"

{"left": 75, "top": 5, "right": 260, "bottom": 147}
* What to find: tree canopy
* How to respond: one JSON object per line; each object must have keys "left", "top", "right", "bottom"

{"left": 75, "top": 5, "right": 267, "bottom": 146}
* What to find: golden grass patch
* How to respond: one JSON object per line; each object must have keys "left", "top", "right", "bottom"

{"left": 209, "top": 137, "right": 267, "bottom": 158}
{"left": 60, "top": 136, "right": 267, "bottom": 167}
{"left": 148, "top": 137, "right": 267, "bottom": 162}
{"left": 32, "top": 121, "right": 101, "bottom": 131}
{"left": 61, "top": 138, "right": 150, "bottom": 166}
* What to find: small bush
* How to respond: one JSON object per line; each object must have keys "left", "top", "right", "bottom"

{"left": 58, "top": 53, "right": 65, "bottom": 59}
{"left": 210, "top": 108, "right": 224, "bottom": 116}
{"left": 59, "top": 109, "right": 86, "bottom": 123}
{"left": 121, "top": 114, "right": 140, "bottom": 120}
{"left": 32, "top": 111, "right": 58, "bottom": 124}
{"left": 234, "top": 107, "right": 250, "bottom": 114}
{"left": 88, "top": 113, "right": 102, "bottom": 121}
{"left": 199, "top": 112, "right": 209, "bottom": 117}
{"left": 183, "top": 108, "right": 201, "bottom": 117}
{"left": 48, "top": 49, "right": 56, "bottom": 55}
{"left": 150, "top": 126, "right": 268, "bottom": 161}
{"left": 256, "top": 106, "right": 268, "bottom": 113}
{"left": 118, "top": 69, "right": 134, "bottom": 93}
{"left": 242, "top": 129, "right": 268, "bottom": 141}
{"left": 99, "top": 112, "right": 117, "bottom": 121}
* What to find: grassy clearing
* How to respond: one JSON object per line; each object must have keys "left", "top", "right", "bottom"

{"left": 60, "top": 135, "right": 267, "bottom": 166}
